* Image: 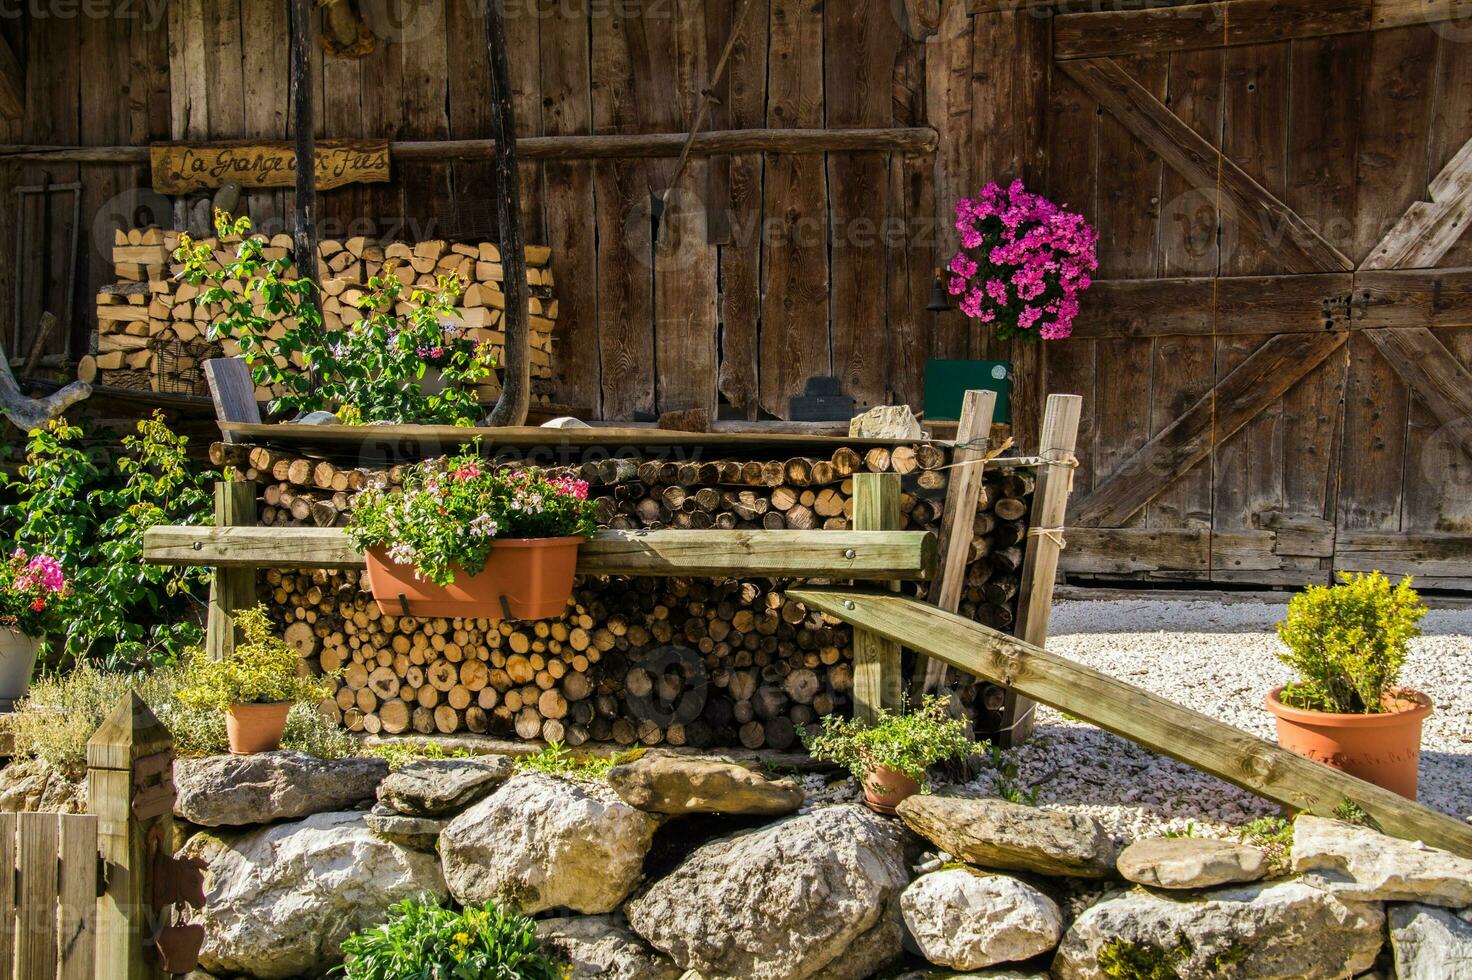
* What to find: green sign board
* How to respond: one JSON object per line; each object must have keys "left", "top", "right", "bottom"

{"left": 924, "top": 359, "right": 1012, "bottom": 423}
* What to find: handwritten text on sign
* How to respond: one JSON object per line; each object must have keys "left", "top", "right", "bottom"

{"left": 150, "top": 140, "right": 391, "bottom": 194}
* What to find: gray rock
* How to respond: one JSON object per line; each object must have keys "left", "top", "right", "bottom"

{"left": 1116, "top": 837, "right": 1268, "bottom": 890}
{"left": 1052, "top": 880, "right": 1385, "bottom": 980}
{"left": 897, "top": 795, "right": 1116, "bottom": 878}
{"left": 1390, "top": 903, "right": 1472, "bottom": 979}
{"left": 375, "top": 755, "right": 512, "bottom": 817}
{"left": 607, "top": 752, "right": 804, "bottom": 816}
{"left": 535, "top": 915, "right": 680, "bottom": 980}
{"left": 183, "top": 810, "right": 447, "bottom": 980}
{"left": 174, "top": 751, "right": 387, "bottom": 827}
{"left": 900, "top": 868, "right": 1062, "bottom": 970}
{"left": 890, "top": 972, "right": 1049, "bottom": 980}
{"left": 364, "top": 802, "right": 446, "bottom": 851}
{"left": 626, "top": 803, "right": 916, "bottom": 980}
{"left": 0, "top": 758, "right": 85, "bottom": 813}
{"left": 1292, "top": 815, "right": 1472, "bottom": 907}
{"left": 850, "top": 404, "right": 924, "bottom": 439}
{"left": 440, "top": 773, "right": 657, "bottom": 914}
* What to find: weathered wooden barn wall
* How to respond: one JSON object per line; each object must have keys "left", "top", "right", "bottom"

{"left": 1041, "top": 0, "right": 1472, "bottom": 589}
{"left": 0, "top": 0, "right": 1045, "bottom": 429}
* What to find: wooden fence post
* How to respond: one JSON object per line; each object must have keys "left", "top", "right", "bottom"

{"left": 206, "top": 479, "right": 257, "bottom": 661}
{"left": 88, "top": 693, "right": 175, "bottom": 980}
{"left": 852, "top": 472, "right": 903, "bottom": 724}
{"left": 987, "top": 393, "right": 1082, "bottom": 746}
{"left": 914, "top": 389, "right": 997, "bottom": 697}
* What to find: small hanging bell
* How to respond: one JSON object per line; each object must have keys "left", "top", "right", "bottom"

{"left": 926, "top": 268, "right": 951, "bottom": 312}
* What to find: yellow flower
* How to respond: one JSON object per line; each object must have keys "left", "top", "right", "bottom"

{"left": 453, "top": 931, "right": 471, "bottom": 946}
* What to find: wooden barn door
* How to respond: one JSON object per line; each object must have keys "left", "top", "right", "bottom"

{"left": 1037, "top": 0, "right": 1472, "bottom": 590}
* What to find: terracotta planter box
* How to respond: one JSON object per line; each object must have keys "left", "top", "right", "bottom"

{"left": 1265, "top": 686, "right": 1432, "bottom": 799}
{"left": 365, "top": 536, "right": 582, "bottom": 621}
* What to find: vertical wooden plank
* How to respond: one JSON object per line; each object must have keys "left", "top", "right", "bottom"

{"left": 852, "top": 473, "right": 903, "bottom": 724}
{"left": 16, "top": 812, "right": 60, "bottom": 980}
{"left": 760, "top": 0, "right": 830, "bottom": 418}
{"left": 399, "top": 2, "right": 453, "bottom": 241}
{"left": 537, "top": 3, "right": 600, "bottom": 415}
{"left": 78, "top": 8, "right": 125, "bottom": 358}
{"left": 826, "top": 1, "right": 900, "bottom": 412}
{"left": 206, "top": 480, "right": 257, "bottom": 661}
{"left": 240, "top": 0, "right": 290, "bottom": 229}
{"left": 1431, "top": 36, "right": 1472, "bottom": 269}
{"left": 886, "top": 28, "right": 936, "bottom": 410}
{"left": 204, "top": 0, "right": 246, "bottom": 139}
{"left": 924, "top": 0, "right": 974, "bottom": 362}
{"left": 321, "top": 26, "right": 366, "bottom": 238}
{"left": 995, "top": 393, "right": 1082, "bottom": 745}
{"left": 916, "top": 389, "right": 998, "bottom": 695}
{"left": 504, "top": 0, "right": 548, "bottom": 243}
{"left": 445, "top": 0, "right": 495, "bottom": 240}
{"left": 716, "top": 0, "right": 769, "bottom": 417}
{"left": 654, "top": 1, "right": 719, "bottom": 415}
{"left": 169, "top": 0, "right": 209, "bottom": 142}
{"left": 0, "top": 812, "right": 15, "bottom": 976}
{"left": 357, "top": 1, "right": 405, "bottom": 236}
{"left": 1046, "top": 338, "right": 1097, "bottom": 501}
{"left": 57, "top": 815, "right": 98, "bottom": 980}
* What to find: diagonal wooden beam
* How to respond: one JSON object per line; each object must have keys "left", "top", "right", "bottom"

{"left": 1363, "top": 327, "right": 1472, "bottom": 462}
{"left": 1361, "top": 136, "right": 1472, "bottom": 271}
{"left": 1061, "top": 58, "right": 1354, "bottom": 275}
{"left": 1072, "top": 330, "right": 1348, "bottom": 528}
{"left": 0, "top": 34, "right": 21, "bottom": 121}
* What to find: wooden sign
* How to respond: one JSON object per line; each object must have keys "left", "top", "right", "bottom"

{"left": 150, "top": 139, "right": 391, "bottom": 194}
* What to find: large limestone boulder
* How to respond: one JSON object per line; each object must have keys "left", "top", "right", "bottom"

{"left": 182, "top": 810, "right": 447, "bottom": 980}
{"left": 900, "top": 868, "right": 1062, "bottom": 970}
{"left": 1292, "top": 815, "right": 1472, "bottom": 907}
{"left": 897, "top": 795, "right": 1116, "bottom": 878}
{"left": 1389, "top": 903, "right": 1472, "bottom": 979}
{"left": 1052, "top": 880, "right": 1384, "bottom": 980}
{"left": 607, "top": 752, "right": 804, "bottom": 816}
{"left": 0, "top": 758, "right": 84, "bottom": 813}
{"left": 535, "top": 915, "right": 681, "bottom": 980}
{"left": 174, "top": 751, "right": 387, "bottom": 827}
{"left": 440, "top": 773, "right": 657, "bottom": 914}
{"left": 1116, "top": 837, "right": 1268, "bottom": 890}
{"left": 375, "top": 755, "right": 512, "bottom": 817}
{"left": 626, "top": 803, "right": 916, "bottom": 980}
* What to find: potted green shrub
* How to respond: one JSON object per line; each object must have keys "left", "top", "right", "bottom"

{"left": 336, "top": 898, "right": 565, "bottom": 979}
{"left": 1266, "top": 571, "right": 1431, "bottom": 798}
{"left": 176, "top": 605, "right": 334, "bottom": 754}
{"left": 348, "top": 453, "right": 597, "bottom": 620}
{"left": 799, "top": 696, "right": 973, "bottom": 815}
{"left": 0, "top": 549, "right": 68, "bottom": 704}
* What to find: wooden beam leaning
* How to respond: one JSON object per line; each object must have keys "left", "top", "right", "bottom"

{"left": 1362, "top": 327, "right": 1472, "bottom": 463}
{"left": 1060, "top": 58, "right": 1354, "bottom": 275}
{"left": 144, "top": 526, "right": 937, "bottom": 580}
{"left": 789, "top": 587, "right": 1472, "bottom": 858}
{"left": 851, "top": 473, "right": 905, "bottom": 725}
{"left": 1072, "top": 330, "right": 1348, "bottom": 528}
{"left": 205, "top": 481, "right": 258, "bottom": 662}
{"left": 993, "top": 393, "right": 1082, "bottom": 745}
{"left": 1361, "top": 136, "right": 1472, "bottom": 271}
{"left": 915, "top": 389, "right": 997, "bottom": 696}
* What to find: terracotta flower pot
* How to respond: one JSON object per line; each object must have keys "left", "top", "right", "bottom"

{"left": 1265, "top": 686, "right": 1432, "bottom": 799}
{"left": 366, "top": 537, "right": 582, "bottom": 620}
{"left": 0, "top": 629, "right": 41, "bottom": 706}
{"left": 225, "top": 701, "right": 293, "bottom": 755}
{"left": 862, "top": 765, "right": 921, "bottom": 816}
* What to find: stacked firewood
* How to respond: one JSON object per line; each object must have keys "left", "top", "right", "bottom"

{"left": 236, "top": 443, "right": 1036, "bottom": 745}
{"left": 86, "top": 227, "right": 558, "bottom": 409}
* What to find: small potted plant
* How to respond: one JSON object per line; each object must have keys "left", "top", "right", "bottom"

{"left": 176, "top": 605, "right": 334, "bottom": 754}
{"left": 1266, "top": 571, "right": 1431, "bottom": 798}
{"left": 348, "top": 453, "right": 597, "bottom": 620}
{"left": 799, "top": 696, "right": 973, "bottom": 815}
{"left": 0, "top": 549, "right": 68, "bottom": 704}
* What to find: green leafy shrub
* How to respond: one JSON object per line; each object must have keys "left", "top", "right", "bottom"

{"left": 0, "top": 415, "right": 214, "bottom": 668}
{"left": 1236, "top": 816, "right": 1293, "bottom": 877}
{"left": 1276, "top": 571, "right": 1427, "bottom": 714}
{"left": 514, "top": 741, "right": 629, "bottom": 779}
{"left": 336, "top": 898, "right": 567, "bottom": 980}
{"left": 175, "top": 606, "right": 334, "bottom": 710}
{"left": 798, "top": 696, "right": 973, "bottom": 791}
{"left": 10, "top": 663, "right": 353, "bottom": 774}
{"left": 348, "top": 454, "right": 596, "bottom": 587}
{"left": 178, "top": 211, "right": 495, "bottom": 425}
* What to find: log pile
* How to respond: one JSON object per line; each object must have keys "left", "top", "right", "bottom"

{"left": 232, "top": 442, "right": 1037, "bottom": 746}
{"left": 86, "top": 227, "right": 559, "bottom": 410}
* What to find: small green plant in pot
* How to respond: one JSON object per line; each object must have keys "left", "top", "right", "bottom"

{"left": 335, "top": 897, "right": 567, "bottom": 980}
{"left": 1266, "top": 571, "right": 1430, "bottom": 798}
{"left": 799, "top": 696, "right": 973, "bottom": 815}
{"left": 175, "top": 606, "right": 334, "bottom": 755}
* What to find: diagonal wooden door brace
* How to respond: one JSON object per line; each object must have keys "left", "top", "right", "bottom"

{"left": 1363, "top": 328, "right": 1472, "bottom": 463}
{"left": 1072, "top": 330, "right": 1348, "bottom": 528}
{"left": 1361, "top": 136, "right": 1472, "bottom": 271}
{"left": 1060, "top": 58, "right": 1354, "bottom": 275}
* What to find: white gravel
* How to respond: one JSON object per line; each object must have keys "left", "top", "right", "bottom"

{"left": 945, "top": 598, "right": 1472, "bottom": 845}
